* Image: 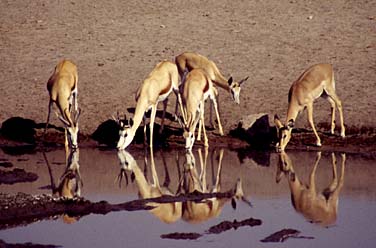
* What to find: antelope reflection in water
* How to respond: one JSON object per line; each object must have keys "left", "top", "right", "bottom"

{"left": 117, "top": 148, "right": 182, "bottom": 224}
{"left": 43, "top": 149, "right": 83, "bottom": 223}
{"left": 276, "top": 151, "right": 345, "bottom": 227}
{"left": 181, "top": 148, "right": 251, "bottom": 224}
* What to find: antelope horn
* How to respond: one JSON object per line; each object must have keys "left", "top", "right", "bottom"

{"left": 55, "top": 110, "right": 71, "bottom": 127}
{"left": 239, "top": 76, "right": 249, "bottom": 85}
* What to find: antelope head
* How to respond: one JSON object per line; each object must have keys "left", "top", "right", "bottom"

{"left": 176, "top": 114, "right": 195, "bottom": 151}
{"left": 228, "top": 76, "right": 249, "bottom": 104}
{"left": 113, "top": 113, "right": 134, "bottom": 150}
{"left": 56, "top": 108, "right": 81, "bottom": 149}
{"left": 274, "top": 114, "right": 294, "bottom": 152}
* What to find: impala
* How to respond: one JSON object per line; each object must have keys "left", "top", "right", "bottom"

{"left": 274, "top": 64, "right": 345, "bottom": 151}
{"left": 116, "top": 60, "right": 184, "bottom": 150}
{"left": 277, "top": 151, "right": 345, "bottom": 227}
{"left": 117, "top": 148, "right": 182, "bottom": 223}
{"left": 45, "top": 59, "right": 81, "bottom": 150}
{"left": 175, "top": 52, "right": 248, "bottom": 104}
{"left": 177, "top": 69, "right": 223, "bottom": 150}
{"left": 175, "top": 52, "right": 248, "bottom": 131}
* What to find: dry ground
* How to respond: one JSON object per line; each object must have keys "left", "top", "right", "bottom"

{"left": 0, "top": 0, "right": 375, "bottom": 140}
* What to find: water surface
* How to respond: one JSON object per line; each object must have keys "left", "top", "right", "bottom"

{"left": 1, "top": 147, "right": 376, "bottom": 248}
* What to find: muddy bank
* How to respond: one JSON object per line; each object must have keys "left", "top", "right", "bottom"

{"left": 1, "top": 115, "right": 376, "bottom": 157}
{"left": 0, "top": 189, "right": 249, "bottom": 231}
{"left": 260, "top": 229, "right": 314, "bottom": 243}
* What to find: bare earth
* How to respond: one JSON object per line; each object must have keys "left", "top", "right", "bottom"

{"left": 0, "top": 0, "right": 375, "bottom": 147}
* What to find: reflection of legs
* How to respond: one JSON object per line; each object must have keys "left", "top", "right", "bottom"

{"left": 330, "top": 153, "right": 346, "bottom": 203}
{"left": 338, "top": 153, "right": 346, "bottom": 191}
{"left": 327, "top": 153, "right": 339, "bottom": 192}
{"left": 198, "top": 148, "right": 208, "bottom": 193}
{"left": 42, "top": 152, "right": 57, "bottom": 195}
{"left": 307, "top": 103, "right": 321, "bottom": 146}
{"left": 309, "top": 151, "right": 322, "bottom": 195}
{"left": 160, "top": 150, "right": 171, "bottom": 188}
{"left": 149, "top": 147, "right": 159, "bottom": 188}
{"left": 213, "top": 148, "right": 224, "bottom": 193}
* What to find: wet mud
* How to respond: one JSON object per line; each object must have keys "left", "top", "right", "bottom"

{"left": 206, "top": 218, "right": 262, "bottom": 234}
{"left": 0, "top": 168, "right": 38, "bottom": 185}
{"left": 1, "top": 116, "right": 376, "bottom": 156}
{"left": 260, "top": 228, "right": 314, "bottom": 243}
{"left": 0, "top": 239, "right": 61, "bottom": 248}
{"left": 160, "top": 232, "right": 203, "bottom": 240}
{"left": 0, "top": 189, "right": 249, "bottom": 231}
{"left": 161, "top": 217, "right": 262, "bottom": 240}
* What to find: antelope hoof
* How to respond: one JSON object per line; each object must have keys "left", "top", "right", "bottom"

{"left": 219, "top": 129, "right": 224, "bottom": 136}
{"left": 316, "top": 141, "right": 322, "bottom": 147}
{"left": 341, "top": 153, "right": 346, "bottom": 161}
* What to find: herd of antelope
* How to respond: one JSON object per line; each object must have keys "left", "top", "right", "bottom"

{"left": 42, "top": 53, "right": 347, "bottom": 227}
{"left": 43, "top": 52, "right": 345, "bottom": 153}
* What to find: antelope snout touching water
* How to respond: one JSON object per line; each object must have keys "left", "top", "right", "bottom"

{"left": 45, "top": 60, "right": 81, "bottom": 151}
{"left": 274, "top": 64, "right": 345, "bottom": 151}
{"left": 115, "top": 60, "right": 184, "bottom": 150}
{"left": 181, "top": 148, "right": 251, "bottom": 223}
{"left": 277, "top": 151, "right": 346, "bottom": 227}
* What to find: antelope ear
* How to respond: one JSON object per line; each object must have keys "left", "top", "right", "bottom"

{"left": 228, "top": 76, "right": 233, "bottom": 85}
{"left": 287, "top": 119, "right": 294, "bottom": 129}
{"left": 274, "top": 114, "right": 283, "bottom": 129}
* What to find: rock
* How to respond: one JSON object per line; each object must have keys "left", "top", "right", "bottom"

{"left": 230, "top": 113, "right": 275, "bottom": 149}
{"left": 91, "top": 119, "right": 119, "bottom": 147}
{"left": 1, "top": 117, "right": 36, "bottom": 144}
